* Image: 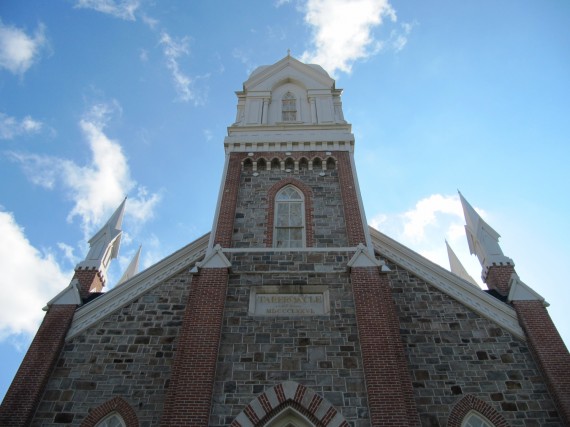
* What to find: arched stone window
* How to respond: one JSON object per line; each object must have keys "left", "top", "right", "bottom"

{"left": 282, "top": 92, "right": 297, "bottom": 122}
{"left": 274, "top": 186, "right": 304, "bottom": 248}
{"left": 95, "top": 413, "right": 126, "bottom": 427}
{"left": 299, "top": 157, "right": 309, "bottom": 170}
{"left": 461, "top": 411, "right": 495, "bottom": 427}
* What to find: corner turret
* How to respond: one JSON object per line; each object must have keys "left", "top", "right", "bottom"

{"left": 459, "top": 192, "right": 513, "bottom": 290}
{"left": 75, "top": 198, "right": 126, "bottom": 297}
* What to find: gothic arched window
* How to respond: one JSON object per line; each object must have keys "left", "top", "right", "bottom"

{"left": 95, "top": 413, "right": 126, "bottom": 427}
{"left": 282, "top": 92, "right": 297, "bottom": 122}
{"left": 461, "top": 411, "right": 495, "bottom": 427}
{"left": 274, "top": 186, "right": 304, "bottom": 248}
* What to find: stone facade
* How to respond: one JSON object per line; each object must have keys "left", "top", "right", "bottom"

{"left": 30, "top": 271, "right": 192, "bottom": 427}
{"left": 385, "top": 260, "right": 563, "bottom": 427}
{"left": 211, "top": 254, "right": 369, "bottom": 426}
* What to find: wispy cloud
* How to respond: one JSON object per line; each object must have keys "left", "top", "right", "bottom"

{"left": 370, "top": 193, "right": 484, "bottom": 284}
{"left": 0, "top": 209, "right": 71, "bottom": 344}
{"left": 74, "top": 0, "right": 140, "bottom": 21}
{"left": 300, "top": 0, "right": 402, "bottom": 76}
{"left": 0, "top": 113, "right": 44, "bottom": 140}
{"left": 159, "top": 32, "right": 206, "bottom": 104}
{"left": 10, "top": 101, "right": 160, "bottom": 237}
{"left": 0, "top": 20, "right": 48, "bottom": 75}
{"left": 232, "top": 48, "right": 257, "bottom": 76}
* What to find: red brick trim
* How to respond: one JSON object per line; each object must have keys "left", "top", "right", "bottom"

{"left": 214, "top": 153, "right": 242, "bottom": 247}
{"left": 80, "top": 397, "right": 139, "bottom": 427}
{"left": 336, "top": 152, "right": 366, "bottom": 246}
{"left": 0, "top": 304, "right": 76, "bottom": 427}
{"left": 265, "top": 178, "right": 314, "bottom": 247}
{"left": 160, "top": 268, "right": 228, "bottom": 426}
{"left": 351, "top": 267, "right": 421, "bottom": 426}
{"left": 448, "top": 394, "right": 510, "bottom": 427}
{"left": 232, "top": 381, "right": 349, "bottom": 427}
{"left": 485, "top": 265, "right": 515, "bottom": 296}
{"left": 74, "top": 268, "right": 105, "bottom": 299}
{"left": 513, "top": 300, "right": 570, "bottom": 425}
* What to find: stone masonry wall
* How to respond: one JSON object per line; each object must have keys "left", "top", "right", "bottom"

{"left": 210, "top": 252, "right": 371, "bottom": 427}
{"left": 232, "top": 152, "right": 348, "bottom": 248}
{"left": 31, "top": 270, "right": 193, "bottom": 427}
{"left": 385, "top": 261, "right": 562, "bottom": 427}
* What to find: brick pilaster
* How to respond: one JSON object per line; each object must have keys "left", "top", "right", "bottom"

{"left": 160, "top": 267, "right": 228, "bottom": 426}
{"left": 337, "top": 152, "right": 367, "bottom": 246}
{"left": 0, "top": 304, "right": 76, "bottom": 426}
{"left": 74, "top": 268, "right": 104, "bottom": 299}
{"left": 484, "top": 264, "right": 515, "bottom": 296}
{"left": 214, "top": 154, "right": 242, "bottom": 247}
{"left": 351, "top": 267, "right": 420, "bottom": 426}
{"left": 513, "top": 300, "right": 570, "bottom": 425}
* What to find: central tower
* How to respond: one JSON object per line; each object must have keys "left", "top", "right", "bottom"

{"left": 163, "top": 55, "right": 419, "bottom": 426}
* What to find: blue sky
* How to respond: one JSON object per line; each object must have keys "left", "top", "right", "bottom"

{"left": 1, "top": 0, "right": 569, "bottom": 400}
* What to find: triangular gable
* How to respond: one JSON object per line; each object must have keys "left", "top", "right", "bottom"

{"left": 369, "top": 226, "right": 524, "bottom": 340}
{"left": 66, "top": 233, "right": 210, "bottom": 340}
{"left": 244, "top": 55, "right": 335, "bottom": 92}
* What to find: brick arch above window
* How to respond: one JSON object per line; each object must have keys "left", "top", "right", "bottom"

{"left": 266, "top": 178, "right": 314, "bottom": 247}
{"left": 448, "top": 395, "right": 510, "bottom": 427}
{"left": 230, "top": 381, "right": 349, "bottom": 427}
{"left": 80, "top": 397, "right": 139, "bottom": 427}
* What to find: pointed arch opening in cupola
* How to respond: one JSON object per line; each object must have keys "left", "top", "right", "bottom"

{"left": 299, "top": 157, "right": 309, "bottom": 170}
{"left": 284, "top": 157, "right": 295, "bottom": 171}
{"left": 326, "top": 157, "right": 336, "bottom": 170}
{"left": 271, "top": 158, "right": 281, "bottom": 171}
{"left": 312, "top": 157, "right": 322, "bottom": 170}
{"left": 258, "top": 158, "right": 267, "bottom": 171}
{"left": 243, "top": 158, "right": 254, "bottom": 171}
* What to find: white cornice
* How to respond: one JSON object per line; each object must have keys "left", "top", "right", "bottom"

{"left": 369, "top": 227, "right": 524, "bottom": 340}
{"left": 66, "top": 233, "right": 210, "bottom": 340}
{"left": 224, "top": 139, "right": 354, "bottom": 154}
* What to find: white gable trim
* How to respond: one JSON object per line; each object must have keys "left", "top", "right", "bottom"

{"left": 369, "top": 227, "right": 524, "bottom": 340}
{"left": 66, "top": 233, "right": 210, "bottom": 340}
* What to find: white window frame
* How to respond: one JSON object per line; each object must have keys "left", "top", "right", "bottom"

{"left": 281, "top": 92, "right": 297, "bottom": 122}
{"left": 273, "top": 185, "right": 305, "bottom": 248}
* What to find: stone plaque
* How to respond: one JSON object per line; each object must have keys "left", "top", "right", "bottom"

{"left": 249, "top": 287, "right": 329, "bottom": 316}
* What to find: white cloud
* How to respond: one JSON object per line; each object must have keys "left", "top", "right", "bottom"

{"left": 300, "top": 0, "right": 399, "bottom": 75}
{"left": 0, "top": 113, "right": 44, "bottom": 140}
{"left": 0, "top": 210, "right": 71, "bottom": 344}
{"left": 74, "top": 0, "right": 140, "bottom": 21}
{"left": 10, "top": 101, "right": 160, "bottom": 237}
{"left": 0, "top": 20, "right": 48, "bottom": 75}
{"left": 370, "top": 193, "right": 485, "bottom": 285}
{"left": 159, "top": 32, "right": 205, "bottom": 104}
{"left": 203, "top": 129, "right": 213, "bottom": 141}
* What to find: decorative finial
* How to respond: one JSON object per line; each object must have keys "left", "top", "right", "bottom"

{"left": 287, "top": 49, "right": 291, "bottom": 57}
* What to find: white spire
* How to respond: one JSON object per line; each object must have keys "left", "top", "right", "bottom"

{"left": 458, "top": 192, "right": 513, "bottom": 279}
{"left": 75, "top": 197, "right": 126, "bottom": 283}
{"left": 116, "top": 244, "right": 141, "bottom": 286}
{"left": 445, "top": 240, "right": 478, "bottom": 287}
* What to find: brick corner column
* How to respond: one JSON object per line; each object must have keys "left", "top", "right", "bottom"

{"left": 513, "top": 300, "right": 570, "bottom": 425}
{"left": 351, "top": 266, "right": 420, "bottom": 427}
{"left": 74, "top": 268, "right": 105, "bottom": 300}
{"left": 484, "top": 264, "right": 515, "bottom": 296}
{"left": 160, "top": 267, "right": 229, "bottom": 427}
{"left": 0, "top": 304, "right": 77, "bottom": 426}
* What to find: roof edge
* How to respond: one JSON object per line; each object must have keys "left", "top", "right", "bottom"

{"left": 66, "top": 232, "right": 210, "bottom": 340}
{"left": 369, "top": 226, "right": 524, "bottom": 340}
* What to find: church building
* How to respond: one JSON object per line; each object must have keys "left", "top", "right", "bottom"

{"left": 1, "top": 55, "right": 569, "bottom": 427}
